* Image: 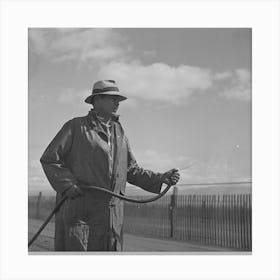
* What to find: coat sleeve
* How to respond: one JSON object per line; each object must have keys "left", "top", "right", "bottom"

{"left": 126, "top": 138, "right": 163, "bottom": 194}
{"left": 40, "top": 120, "right": 78, "bottom": 194}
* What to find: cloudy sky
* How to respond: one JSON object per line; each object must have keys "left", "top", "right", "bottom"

{"left": 28, "top": 28, "right": 251, "bottom": 194}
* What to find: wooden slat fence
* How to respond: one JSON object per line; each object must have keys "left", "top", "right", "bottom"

{"left": 28, "top": 192, "right": 252, "bottom": 251}
{"left": 124, "top": 194, "right": 252, "bottom": 251}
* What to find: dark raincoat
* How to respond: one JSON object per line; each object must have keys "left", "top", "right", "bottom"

{"left": 40, "top": 110, "right": 163, "bottom": 251}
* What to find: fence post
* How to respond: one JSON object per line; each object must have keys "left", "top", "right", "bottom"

{"left": 170, "top": 186, "right": 178, "bottom": 238}
{"left": 36, "top": 191, "right": 42, "bottom": 219}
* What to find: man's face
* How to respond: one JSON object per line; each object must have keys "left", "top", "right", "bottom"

{"left": 94, "top": 94, "right": 121, "bottom": 115}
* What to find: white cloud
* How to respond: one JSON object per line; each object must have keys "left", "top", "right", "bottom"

{"left": 219, "top": 68, "right": 251, "bottom": 101}
{"left": 119, "top": 98, "right": 138, "bottom": 109}
{"left": 29, "top": 89, "right": 48, "bottom": 109}
{"left": 29, "top": 28, "right": 129, "bottom": 64}
{"left": 28, "top": 160, "right": 50, "bottom": 190}
{"left": 29, "top": 159, "right": 41, "bottom": 170}
{"left": 97, "top": 61, "right": 251, "bottom": 104}
{"left": 236, "top": 68, "right": 250, "bottom": 82}
{"left": 29, "top": 29, "right": 251, "bottom": 104}
{"left": 57, "top": 88, "right": 89, "bottom": 104}
{"left": 28, "top": 174, "right": 50, "bottom": 190}
{"left": 55, "top": 62, "right": 251, "bottom": 105}
{"left": 29, "top": 29, "right": 48, "bottom": 55}
{"left": 51, "top": 29, "right": 112, "bottom": 51}
{"left": 133, "top": 149, "right": 251, "bottom": 184}
{"left": 223, "top": 87, "right": 251, "bottom": 101}
{"left": 29, "top": 176, "right": 43, "bottom": 183}
{"left": 80, "top": 47, "right": 124, "bottom": 62}
{"left": 214, "top": 71, "right": 232, "bottom": 80}
{"left": 97, "top": 61, "right": 213, "bottom": 104}
{"left": 135, "top": 149, "right": 192, "bottom": 172}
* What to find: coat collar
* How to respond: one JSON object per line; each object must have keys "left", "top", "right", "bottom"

{"left": 87, "top": 109, "right": 120, "bottom": 128}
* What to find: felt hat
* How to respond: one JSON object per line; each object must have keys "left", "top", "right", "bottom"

{"left": 85, "top": 80, "right": 127, "bottom": 104}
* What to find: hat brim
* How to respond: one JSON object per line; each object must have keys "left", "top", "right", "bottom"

{"left": 85, "top": 91, "right": 127, "bottom": 104}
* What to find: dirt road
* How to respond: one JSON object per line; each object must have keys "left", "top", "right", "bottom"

{"left": 28, "top": 218, "right": 230, "bottom": 252}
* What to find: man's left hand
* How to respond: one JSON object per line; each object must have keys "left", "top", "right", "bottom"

{"left": 161, "top": 168, "right": 180, "bottom": 185}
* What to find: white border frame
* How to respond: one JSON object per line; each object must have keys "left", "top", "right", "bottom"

{"left": 1, "top": 1, "right": 279, "bottom": 280}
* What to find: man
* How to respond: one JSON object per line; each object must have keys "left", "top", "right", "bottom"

{"left": 40, "top": 80, "right": 180, "bottom": 251}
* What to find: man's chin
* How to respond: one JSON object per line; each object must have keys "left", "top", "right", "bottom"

{"left": 111, "top": 111, "right": 118, "bottom": 116}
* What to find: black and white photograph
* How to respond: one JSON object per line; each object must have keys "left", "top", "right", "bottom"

{"left": 1, "top": 1, "right": 280, "bottom": 280}
{"left": 28, "top": 28, "right": 252, "bottom": 253}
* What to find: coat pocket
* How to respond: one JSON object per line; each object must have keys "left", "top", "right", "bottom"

{"left": 62, "top": 196, "right": 86, "bottom": 225}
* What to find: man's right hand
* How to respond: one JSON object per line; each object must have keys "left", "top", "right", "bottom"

{"left": 65, "top": 185, "right": 84, "bottom": 199}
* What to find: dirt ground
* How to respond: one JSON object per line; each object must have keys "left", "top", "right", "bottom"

{"left": 28, "top": 218, "right": 233, "bottom": 252}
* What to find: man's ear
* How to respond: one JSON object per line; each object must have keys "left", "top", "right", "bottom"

{"left": 92, "top": 95, "right": 99, "bottom": 106}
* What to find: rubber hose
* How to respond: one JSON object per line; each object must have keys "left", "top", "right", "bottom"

{"left": 28, "top": 183, "right": 173, "bottom": 247}
{"left": 82, "top": 183, "right": 173, "bottom": 203}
